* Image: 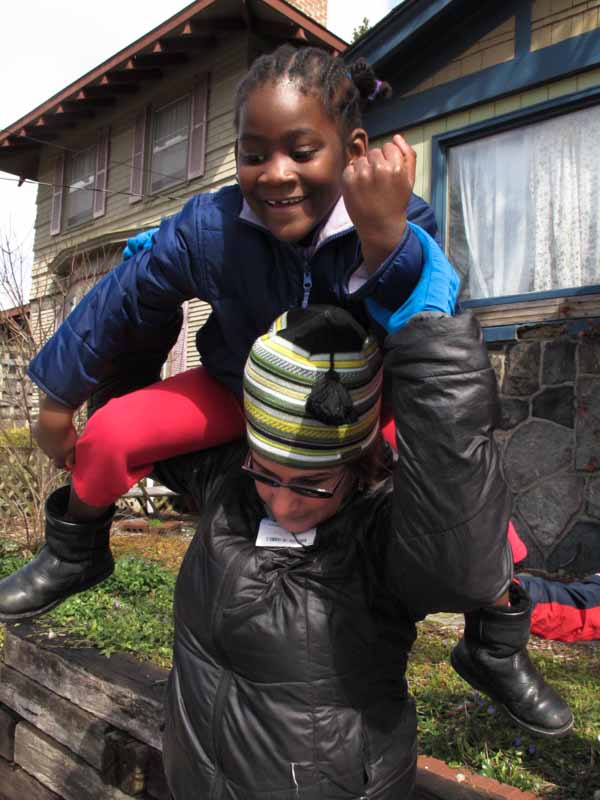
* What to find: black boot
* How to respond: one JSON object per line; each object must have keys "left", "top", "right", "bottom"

{"left": 0, "top": 486, "right": 114, "bottom": 623}
{"left": 451, "top": 583, "right": 574, "bottom": 737}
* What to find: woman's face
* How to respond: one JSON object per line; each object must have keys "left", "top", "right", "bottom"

{"left": 249, "top": 451, "right": 354, "bottom": 533}
{"left": 236, "top": 81, "right": 367, "bottom": 243}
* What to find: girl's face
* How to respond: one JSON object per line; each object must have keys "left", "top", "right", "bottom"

{"left": 236, "top": 81, "right": 367, "bottom": 243}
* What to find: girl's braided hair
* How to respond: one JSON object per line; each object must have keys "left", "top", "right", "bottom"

{"left": 234, "top": 45, "right": 392, "bottom": 138}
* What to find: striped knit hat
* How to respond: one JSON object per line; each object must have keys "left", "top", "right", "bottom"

{"left": 243, "top": 305, "right": 383, "bottom": 468}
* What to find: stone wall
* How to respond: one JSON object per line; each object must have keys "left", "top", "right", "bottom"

{"left": 489, "top": 318, "right": 600, "bottom": 574}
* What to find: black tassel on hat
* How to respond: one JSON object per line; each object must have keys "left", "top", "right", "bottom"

{"left": 244, "top": 305, "right": 383, "bottom": 468}
{"left": 306, "top": 352, "right": 357, "bottom": 426}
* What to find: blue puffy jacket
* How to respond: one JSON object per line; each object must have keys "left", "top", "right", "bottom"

{"left": 28, "top": 185, "right": 437, "bottom": 407}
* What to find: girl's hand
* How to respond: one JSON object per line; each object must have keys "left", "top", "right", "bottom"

{"left": 32, "top": 396, "right": 78, "bottom": 469}
{"left": 342, "top": 134, "right": 416, "bottom": 273}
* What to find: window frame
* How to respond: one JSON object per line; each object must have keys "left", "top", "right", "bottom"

{"left": 431, "top": 85, "right": 600, "bottom": 315}
{"left": 64, "top": 143, "right": 98, "bottom": 230}
{"left": 130, "top": 75, "right": 209, "bottom": 203}
{"left": 148, "top": 94, "right": 193, "bottom": 195}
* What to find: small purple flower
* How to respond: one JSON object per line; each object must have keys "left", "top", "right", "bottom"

{"left": 486, "top": 705, "right": 496, "bottom": 714}
{"left": 113, "top": 599, "right": 121, "bottom": 610}
{"left": 528, "top": 743, "right": 537, "bottom": 756}
{"left": 513, "top": 736, "right": 522, "bottom": 747}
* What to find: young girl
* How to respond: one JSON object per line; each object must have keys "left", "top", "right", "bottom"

{"left": 0, "top": 45, "right": 571, "bottom": 736}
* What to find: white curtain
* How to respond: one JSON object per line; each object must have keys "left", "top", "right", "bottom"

{"left": 448, "top": 105, "right": 600, "bottom": 300}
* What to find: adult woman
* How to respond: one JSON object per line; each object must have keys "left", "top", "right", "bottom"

{"left": 152, "top": 302, "right": 520, "bottom": 799}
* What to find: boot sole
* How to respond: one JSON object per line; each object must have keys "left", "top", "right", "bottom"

{"left": 0, "top": 564, "right": 115, "bottom": 624}
{"left": 450, "top": 649, "right": 574, "bottom": 738}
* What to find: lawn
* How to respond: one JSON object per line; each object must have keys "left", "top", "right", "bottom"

{"left": 1, "top": 536, "right": 598, "bottom": 797}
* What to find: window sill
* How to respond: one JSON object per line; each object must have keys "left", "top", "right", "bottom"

{"left": 462, "top": 286, "right": 600, "bottom": 329}
{"left": 144, "top": 175, "right": 191, "bottom": 201}
{"left": 63, "top": 216, "right": 96, "bottom": 235}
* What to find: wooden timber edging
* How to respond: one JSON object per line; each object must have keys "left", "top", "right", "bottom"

{"left": 0, "top": 623, "right": 540, "bottom": 800}
{"left": 0, "top": 624, "right": 170, "bottom": 800}
{"left": 3, "top": 623, "right": 166, "bottom": 749}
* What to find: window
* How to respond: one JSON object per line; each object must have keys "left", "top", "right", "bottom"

{"left": 150, "top": 96, "right": 192, "bottom": 193}
{"left": 65, "top": 145, "right": 96, "bottom": 228}
{"left": 129, "top": 77, "right": 208, "bottom": 203}
{"left": 446, "top": 104, "right": 600, "bottom": 301}
{"left": 50, "top": 127, "right": 109, "bottom": 236}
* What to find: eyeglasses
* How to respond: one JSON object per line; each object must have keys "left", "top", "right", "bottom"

{"left": 241, "top": 452, "right": 347, "bottom": 499}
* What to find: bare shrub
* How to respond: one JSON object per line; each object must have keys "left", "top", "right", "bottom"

{"left": 0, "top": 233, "right": 117, "bottom": 550}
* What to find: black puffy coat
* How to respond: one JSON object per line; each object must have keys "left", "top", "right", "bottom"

{"left": 155, "top": 313, "right": 512, "bottom": 800}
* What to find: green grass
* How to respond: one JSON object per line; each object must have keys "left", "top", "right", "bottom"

{"left": 0, "top": 542, "right": 176, "bottom": 668}
{"left": 409, "top": 623, "right": 600, "bottom": 797}
{"left": 1, "top": 541, "right": 599, "bottom": 796}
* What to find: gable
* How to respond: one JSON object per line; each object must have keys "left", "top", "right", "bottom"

{"left": 353, "top": 0, "right": 600, "bottom": 138}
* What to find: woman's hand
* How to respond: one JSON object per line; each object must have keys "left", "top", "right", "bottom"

{"left": 32, "top": 396, "right": 78, "bottom": 469}
{"left": 342, "top": 134, "right": 416, "bottom": 274}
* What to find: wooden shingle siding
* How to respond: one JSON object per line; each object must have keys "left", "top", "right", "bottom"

{"left": 404, "top": 18, "right": 516, "bottom": 97}
{"left": 531, "top": 0, "right": 600, "bottom": 51}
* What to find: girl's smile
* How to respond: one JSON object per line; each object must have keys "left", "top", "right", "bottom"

{"left": 236, "top": 81, "right": 367, "bottom": 243}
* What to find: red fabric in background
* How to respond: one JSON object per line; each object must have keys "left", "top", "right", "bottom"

{"left": 518, "top": 574, "right": 600, "bottom": 642}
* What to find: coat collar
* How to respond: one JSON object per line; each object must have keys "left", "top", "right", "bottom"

{"left": 239, "top": 195, "right": 355, "bottom": 253}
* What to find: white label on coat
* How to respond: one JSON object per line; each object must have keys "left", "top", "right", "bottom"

{"left": 255, "top": 518, "right": 316, "bottom": 548}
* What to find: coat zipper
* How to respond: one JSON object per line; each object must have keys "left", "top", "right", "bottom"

{"left": 302, "top": 266, "right": 312, "bottom": 308}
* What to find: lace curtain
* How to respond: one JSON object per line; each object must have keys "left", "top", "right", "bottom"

{"left": 447, "top": 105, "right": 600, "bottom": 300}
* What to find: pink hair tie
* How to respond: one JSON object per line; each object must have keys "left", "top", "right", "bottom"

{"left": 368, "top": 80, "right": 383, "bottom": 102}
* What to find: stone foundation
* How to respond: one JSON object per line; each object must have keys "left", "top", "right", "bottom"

{"left": 489, "top": 318, "right": 600, "bottom": 574}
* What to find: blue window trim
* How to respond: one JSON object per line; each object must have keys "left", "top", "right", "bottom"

{"left": 365, "top": 26, "right": 600, "bottom": 139}
{"left": 515, "top": 1, "right": 532, "bottom": 57}
{"left": 430, "top": 86, "right": 600, "bottom": 311}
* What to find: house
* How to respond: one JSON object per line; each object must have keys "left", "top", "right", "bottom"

{"left": 347, "top": 0, "right": 600, "bottom": 573}
{"left": 0, "top": 305, "right": 34, "bottom": 429}
{"left": 0, "top": 0, "right": 341, "bottom": 380}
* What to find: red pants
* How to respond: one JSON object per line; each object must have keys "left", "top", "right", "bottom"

{"left": 74, "top": 366, "right": 397, "bottom": 507}
{"left": 72, "top": 365, "right": 526, "bottom": 568}
{"left": 73, "top": 367, "right": 245, "bottom": 507}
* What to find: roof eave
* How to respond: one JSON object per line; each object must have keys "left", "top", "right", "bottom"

{"left": 0, "top": 0, "right": 347, "bottom": 178}
{"left": 343, "top": 0, "right": 458, "bottom": 68}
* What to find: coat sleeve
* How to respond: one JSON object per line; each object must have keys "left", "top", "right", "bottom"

{"left": 345, "top": 193, "right": 439, "bottom": 317}
{"left": 382, "top": 312, "right": 513, "bottom": 620}
{"left": 27, "top": 197, "right": 207, "bottom": 409}
{"left": 517, "top": 574, "right": 600, "bottom": 642}
{"left": 152, "top": 442, "right": 246, "bottom": 509}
